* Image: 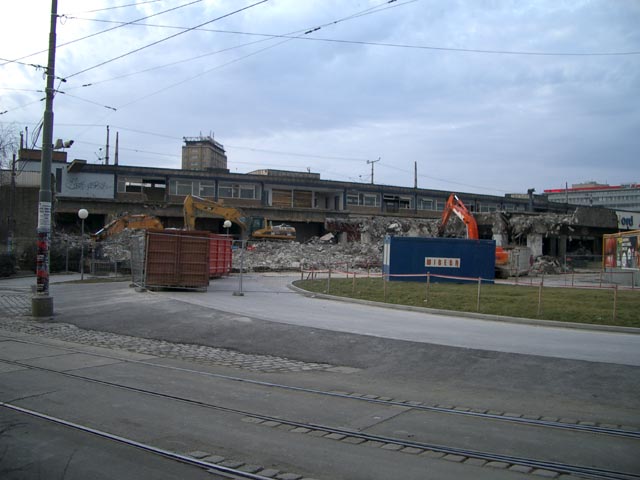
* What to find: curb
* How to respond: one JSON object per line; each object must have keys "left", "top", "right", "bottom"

{"left": 287, "top": 284, "right": 640, "bottom": 335}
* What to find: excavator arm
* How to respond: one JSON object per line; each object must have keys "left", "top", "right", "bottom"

{"left": 438, "top": 193, "right": 479, "bottom": 239}
{"left": 183, "top": 195, "right": 247, "bottom": 231}
{"left": 92, "top": 214, "right": 163, "bottom": 241}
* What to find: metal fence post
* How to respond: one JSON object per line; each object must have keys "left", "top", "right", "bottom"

{"left": 383, "top": 274, "right": 387, "bottom": 302}
{"left": 537, "top": 275, "right": 544, "bottom": 317}
{"left": 425, "top": 272, "right": 430, "bottom": 305}
{"left": 476, "top": 277, "right": 482, "bottom": 312}
{"left": 233, "top": 240, "right": 245, "bottom": 296}
{"left": 613, "top": 284, "right": 618, "bottom": 322}
{"left": 327, "top": 267, "right": 331, "bottom": 294}
{"left": 352, "top": 272, "right": 356, "bottom": 295}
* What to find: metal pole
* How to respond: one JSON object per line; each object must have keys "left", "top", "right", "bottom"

{"left": 32, "top": 0, "right": 58, "bottom": 317}
{"left": 233, "top": 240, "right": 245, "bottom": 296}
{"left": 7, "top": 154, "right": 16, "bottom": 254}
{"left": 476, "top": 277, "right": 482, "bottom": 312}
{"left": 80, "top": 218, "right": 85, "bottom": 280}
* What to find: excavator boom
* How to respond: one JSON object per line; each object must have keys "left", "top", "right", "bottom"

{"left": 183, "top": 195, "right": 247, "bottom": 231}
{"left": 92, "top": 214, "right": 163, "bottom": 241}
{"left": 438, "top": 193, "right": 479, "bottom": 239}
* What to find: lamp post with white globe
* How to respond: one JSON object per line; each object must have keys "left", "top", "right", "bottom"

{"left": 78, "top": 209, "right": 88, "bottom": 280}
{"left": 223, "top": 220, "right": 232, "bottom": 236}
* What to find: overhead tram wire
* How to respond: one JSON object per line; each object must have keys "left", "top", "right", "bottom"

{"left": 64, "top": 0, "right": 271, "bottom": 80}
{"left": 0, "top": 0, "right": 205, "bottom": 68}
{"left": 65, "top": 0, "right": 413, "bottom": 90}
{"left": 105, "top": 0, "right": 421, "bottom": 108}
{"left": 68, "top": 0, "right": 165, "bottom": 15}
{"left": 60, "top": 0, "right": 640, "bottom": 58}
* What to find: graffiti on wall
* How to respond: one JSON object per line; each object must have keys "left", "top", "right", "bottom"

{"left": 63, "top": 173, "right": 114, "bottom": 199}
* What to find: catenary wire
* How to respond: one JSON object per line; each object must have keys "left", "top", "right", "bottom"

{"left": 67, "top": 0, "right": 165, "bottom": 15}
{"left": 64, "top": 0, "right": 270, "bottom": 79}
{"left": 0, "top": 0, "right": 204, "bottom": 68}
{"left": 111, "top": 0, "right": 415, "bottom": 108}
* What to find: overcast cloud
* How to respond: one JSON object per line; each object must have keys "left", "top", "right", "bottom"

{"left": 1, "top": 0, "right": 638, "bottom": 195}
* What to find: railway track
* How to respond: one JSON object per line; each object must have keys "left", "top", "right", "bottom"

{"left": 3, "top": 337, "right": 638, "bottom": 441}
{"left": 1, "top": 343, "right": 638, "bottom": 480}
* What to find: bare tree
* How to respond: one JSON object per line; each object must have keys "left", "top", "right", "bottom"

{"left": 0, "top": 123, "right": 20, "bottom": 169}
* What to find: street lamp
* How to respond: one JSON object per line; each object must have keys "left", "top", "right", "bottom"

{"left": 78, "top": 209, "right": 88, "bottom": 280}
{"left": 223, "top": 220, "right": 232, "bottom": 236}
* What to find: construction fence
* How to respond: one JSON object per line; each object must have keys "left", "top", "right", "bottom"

{"left": 297, "top": 267, "right": 639, "bottom": 326}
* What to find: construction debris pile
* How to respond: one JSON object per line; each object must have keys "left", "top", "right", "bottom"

{"left": 86, "top": 210, "right": 594, "bottom": 274}
{"left": 237, "top": 238, "right": 383, "bottom": 272}
{"left": 530, "top": 256, "right": 566, "bottom": 275}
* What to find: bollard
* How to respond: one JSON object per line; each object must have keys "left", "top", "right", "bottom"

{"left": 326, "top": 267, "right": 331, "bottom": 294}
{"left": 352, "top": 272, "right": 356, "bottom": 295}
{"left": 613, "top": 284, "right": 618, "bottom": 321}
{"left": 476, "top": 277, "right": 482, "bottom": 312}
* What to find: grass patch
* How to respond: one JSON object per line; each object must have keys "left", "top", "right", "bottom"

{"left": 294, "top": 278, "right": 640, "bottom": 328}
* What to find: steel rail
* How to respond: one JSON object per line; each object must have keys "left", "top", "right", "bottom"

{"left": 0, "top": 402, "right": 273, "bottom": 480}
{"left": 1, "top": 358, "right": 638, "bottom": 480}
{"left": 1, "top": 338, "right": 638, "bottom": 440}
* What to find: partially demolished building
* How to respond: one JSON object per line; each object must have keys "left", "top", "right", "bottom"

{"left": 0, "top": 148, "right": 620, "bottom": 268}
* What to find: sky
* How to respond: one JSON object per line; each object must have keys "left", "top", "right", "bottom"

{"left": 1, "top": 0, "right": 639, "bottom": 196}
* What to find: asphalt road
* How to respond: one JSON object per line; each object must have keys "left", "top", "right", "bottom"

{"left": 1, "top": 273, "right": 639, "bottom": 479}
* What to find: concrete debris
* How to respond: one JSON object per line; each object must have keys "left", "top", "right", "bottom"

{"left": 481, "top": 211, "right": 579, "bottom": 239}
{"left": 86, "top": 211, "right": 596, "bottom": 274}
{"left": 235, "top": 238, "right": 383, "bottom": 272}
{"left": 318, "top": 233, "right": 335, "bottom": 242}
{"left": 530, "top": 256, "right": 566, "bottom": 275}
{"left": 92, "top": 229, "right": 136, "bottom": 262}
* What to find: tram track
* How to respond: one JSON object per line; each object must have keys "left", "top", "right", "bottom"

{"left": 1, "top": 337, "right": 637, "bottom": 440}
{"left": 1, "top": 352, "right": 638, "bottom": 480}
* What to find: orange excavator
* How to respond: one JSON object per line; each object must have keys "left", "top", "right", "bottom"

{"left": 438, "top": 193, "right": 510, "bottom": 277}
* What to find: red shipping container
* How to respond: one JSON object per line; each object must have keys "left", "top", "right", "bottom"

{"left": 144, "top": 229, "right": 210, "bottom": 290}
{"left": 209, "top": 234, "right": 233, "bottom": 278}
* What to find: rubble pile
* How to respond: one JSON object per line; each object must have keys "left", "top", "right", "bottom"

{"left": 236, "top": 239, "right": 383, "bottom": 272}
{"left": 505, "top": 212, "right": 577, "bottom": 239}
{"left": 331, "top": 215, "right": 463, "bottom": 243}
{"left": 530, "top": 256, "right": 565, "bottom": 275}
{"left": 93, "top": 230, "right": 137, "bottom": 262}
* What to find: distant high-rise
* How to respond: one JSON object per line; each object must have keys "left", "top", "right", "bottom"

{"left": 182, "top": 135, "right": 227, "bottom": 171}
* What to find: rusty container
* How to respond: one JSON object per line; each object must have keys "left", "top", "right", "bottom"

{"left": 144, "top": 229, "right": 210, "bottom": 290}
{"left": 209, "top": 234, "right": 233, "bottom": 278}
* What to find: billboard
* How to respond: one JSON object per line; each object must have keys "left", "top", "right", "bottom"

{"left": 603, "top": 230, "right": 640, "bottom": 269}
{"left": 616, "top": 211, "right": 639, "bottom": 230}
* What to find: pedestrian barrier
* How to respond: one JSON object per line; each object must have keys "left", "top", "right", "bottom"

{"left": 297, "top": 267, "right": 639, "bottom": 325}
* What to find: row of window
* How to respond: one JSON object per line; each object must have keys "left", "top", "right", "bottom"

{"left": 117, "top": 178, "right": 258, "bottom": 200}
{"left": 117, "top": 177, "right": 523, "bottom": 212}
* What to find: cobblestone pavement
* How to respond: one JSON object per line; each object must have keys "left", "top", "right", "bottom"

{"left": 0, "top": 291, "right": 334, "bottom": 373}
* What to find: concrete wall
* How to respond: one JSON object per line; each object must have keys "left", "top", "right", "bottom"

{"left": 58, "top": 169, "right": 114, "bottom": 199}
{"left": 527, "top": 234, "right": 544, "bottom": 258}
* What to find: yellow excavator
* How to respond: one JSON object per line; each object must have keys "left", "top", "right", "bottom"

{"left": 183, "top": 195, "right": 296, "bottom": 241}
{"left": 92, "top": 214, "right": 163, "bottom": 241}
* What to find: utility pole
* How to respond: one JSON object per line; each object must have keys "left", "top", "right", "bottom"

{"left": 367, "top": 157, "right": 380, "bottom": 185}
{"left": 7, "top": 154, "right": 16, "bottom": 254}
{"left": 32, "top": 0, "right": 58, "bottom": 317}
{"left": 114, "top": 131, "right": 119, "bottom": 165}
{"left": 105, "top": 125, "right": 110, "bottom": 165}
